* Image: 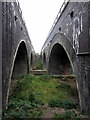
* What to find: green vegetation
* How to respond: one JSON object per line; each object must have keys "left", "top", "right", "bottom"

{"left": 48, "top": 100, "right": 76, "bottom": 109}
{"left": 3, "top": 74, "right": 82, "bottom": 119}
{"left": 53, "top": 110, "right": 81, "bottom": 120}
{"left": 33, "top": 58, "right": 43, "bottom": 70}
{"left": 52, "top": 75, "right": 75, "bottom": 81}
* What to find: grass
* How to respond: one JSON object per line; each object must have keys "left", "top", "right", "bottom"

{"left": 3, "top": 74, "right": 81, "bottom": 119}
{"left": 48, "top": 99, "right": 76, "bottom": 109}
{"left": 33, "top": 58, "right": 43, "bottom": 70}
{"left": 52, "top": 75, "right": 75, "bottom": 81}
{"left": 53, "top": 110, "right": 81, "bottom": 120}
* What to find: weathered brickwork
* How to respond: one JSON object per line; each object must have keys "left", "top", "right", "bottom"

{"left": 41, "top": 1, "right": 90, "bottom": 114}
{"left": 0, "top": 1, "right": 35, "bottom": 109}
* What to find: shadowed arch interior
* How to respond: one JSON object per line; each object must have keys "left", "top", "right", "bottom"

{"left": 43, "top": 53, "right": 46, "bottom": 65}
{"left": 30, "top": 53, "right": 33, "bottom": 66}
{"left": 12, "top": 42, "right": 29, "bottom": 78}
{"left": 48, "top": 43, "right": 73, "bottom": 75}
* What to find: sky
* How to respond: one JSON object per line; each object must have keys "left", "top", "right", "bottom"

{"left": 19, "top": 0, "right": 64, "bottom": 53}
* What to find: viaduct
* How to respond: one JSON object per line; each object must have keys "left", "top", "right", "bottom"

{"left": 0, "top": 0, "right": 90, "bottom": 116}
{"left": 41, "top": 0, "right": 90, "bottom": 114}
{"left": 0, "top": 1, "right": 35, "bottom": 109}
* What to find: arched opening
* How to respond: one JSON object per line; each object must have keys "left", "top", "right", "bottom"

{"left": 48, "top": 43, "right": 73, "bottom": 75}
{"left": 43, "top": 53, "right": 46, "bottom": 69}
{"left": 48, "top": 43, "right": 80, "bottom": 111}
{"left": 10, "top": 42, "right": 29, "bottom": 95}
{"left": 43, "top": 53, "right": 46, "bottom": 65}
{"left": 12, "top": 42, "right": 29, "bottom": 78}
{"left": 30, "top": 53, "right": 33, "bottom": 67}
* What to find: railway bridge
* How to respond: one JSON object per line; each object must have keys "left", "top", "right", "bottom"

{"left": 0, "top": 1, "right": 35, "bottom": 109}
{"left": 41, "top": 1, "right": 90, "bottom": 114}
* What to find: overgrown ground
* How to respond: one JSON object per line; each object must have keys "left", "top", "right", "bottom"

{"left": 3, "top": 74, "right": 86, "bottom": 119}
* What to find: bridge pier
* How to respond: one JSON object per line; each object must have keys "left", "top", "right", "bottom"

{"left": 77, "top": 55, "right": 90, "bottom": 114}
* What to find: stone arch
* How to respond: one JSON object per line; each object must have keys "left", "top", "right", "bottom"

{"left": 6, "top": 40, "right": 29, "bottom": 105}
{"left": 48, "top": 33, "right": 82, "bottom": 110}
{"left": 48, "top": 43, "right": 73, "bottom": 75}
{"left": 12, "top": 41, "right": 29, "bottom": 78}
{"left": 47, "top": 32, "right": 90, "bottom": 114}
{"left": 48, "top": 33, "right": 77, "bottom": 75}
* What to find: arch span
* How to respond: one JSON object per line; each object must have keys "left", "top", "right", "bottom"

{"left": 47, "top": 33, "right": 90, "bottom": 113}
{"left": 12, "top": 41, "right": 29, "bottom": 78}
{"left": 48, "top": 43, "right": 73, "bottom": 75}
{"left": 47, "top": 33, "right": 82, "bottom": 110}
{"left": 6, "top": 41, "right": 29, "bottom": 105}
{"left": 48, "top": 33, "right": 77, "bottom": 75}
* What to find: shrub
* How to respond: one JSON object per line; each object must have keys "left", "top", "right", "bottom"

{"left": 48, "top": 99, "right": 76, "bottom": 109}
{"left": 66, "top": 75, "right": 75, "bottom": 79}
{"left": 33, "top": 59, "right": 43, "bottom": 70}
{"left": 53, "top": 110, "right": 80, "bottom": 120}
{"left": 39, "top": 74, "right": 52, "bottom": 81}
{"left": 56, "top": 83, "right": 71, "bottom": 90}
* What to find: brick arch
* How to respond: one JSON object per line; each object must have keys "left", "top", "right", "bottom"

{"left": 6, "top": 40, "right": 29, "bottom": 107}
{"left": 48, "top": 32, "right": 82, "bottom": 108}
{"left": 47, "top": 32, "right": 90, "bottom": 114}
{"left": 48, "top": 43, "right": 73, "bottom": 75}
{"left": 48, "top": 33, "right": 77, "bottom": 73}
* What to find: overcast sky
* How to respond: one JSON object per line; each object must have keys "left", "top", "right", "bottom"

{"left": 19, "top": 0, "right": 64, "bottom": 53}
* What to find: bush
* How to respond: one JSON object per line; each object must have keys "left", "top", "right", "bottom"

{"left": 48, "top": 99, "right": 76, "bottom": 109}
{"left": 33, "top": 59, "right": 43, "bottom": 70}
{"left": 56, "top": 83, "right": 71, "bottom": 90}
{"left": 3, "top": 74, "right": 43, "bottom": 119}
{"left": 53, "top": 110, "right": 80, "bottom": 120}
{"left": 39, "top": 74, "right": 52, "bottom": 81}
{"left": 66, "top": 75, "right": 75, "bottom": 79}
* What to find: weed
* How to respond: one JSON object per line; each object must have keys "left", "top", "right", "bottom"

{"left": 66, "top": 75, "right": 75, "bottom": 79}
{"left": 33, "top": 59, "right": 43, "bottom": 70}
{"left": 39, "top": 74, "right": 52, "bottom": 81}
{"left": 48, "top": 99, "right": 76, "bottom": 109}
{"left": 56, "top": 83, "right": 71, "bottom": 90}
{"left": 3, "top": 74, "right": 79, "bottom": 119}
{"left": 53, "top": 110, "right": 80, "bottom": 120}
{"left": 3, "top": 74, "right": 44, "bottom": 118}
{"left": 52, "top": 75, "right": 65, "bottom": 79}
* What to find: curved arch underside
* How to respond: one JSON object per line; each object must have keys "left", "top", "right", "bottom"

{"left": 12, "top": 42, "right": 29, "bottom": 78}
{"left": 48, "top": 43, "right": 73, "bottom": 75}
